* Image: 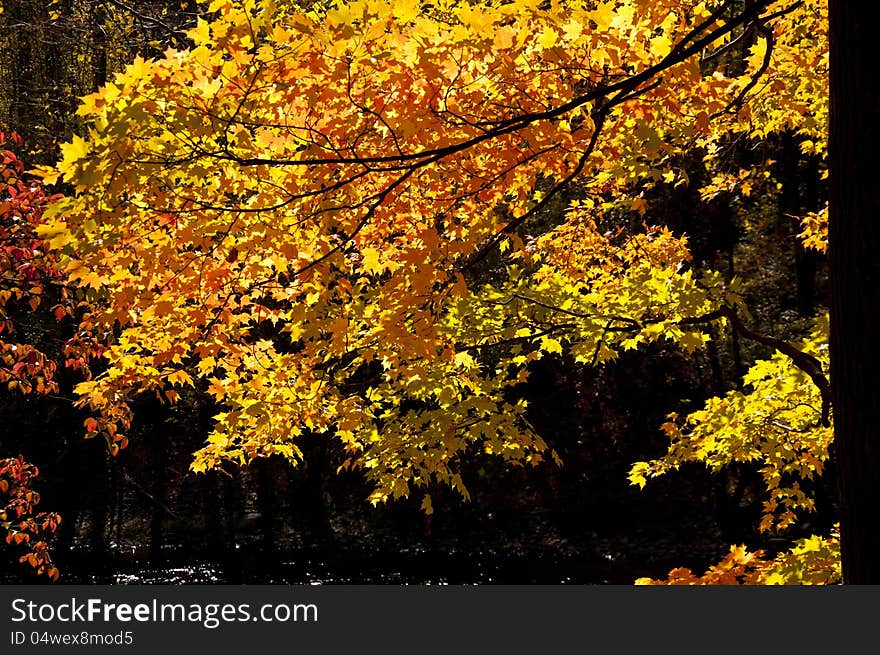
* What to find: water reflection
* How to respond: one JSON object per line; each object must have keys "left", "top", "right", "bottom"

{"left": 46, "top": 544, "right": 628, "bottom": 585}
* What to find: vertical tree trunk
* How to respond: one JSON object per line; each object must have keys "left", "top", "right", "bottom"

{"left": 779, "top": 131, "right": 820, "bottom": 316}
{"left": 302, "top": 438, "right": 333, "bottom": 545}
{"left": 150, "top": 428, "right": 167, "bottom": 563}
{"left": 109, "top": 456, "right": 121, "bottom": 549}
{"left": 799, "top": 154, "right": 823, "bottom": 312}
{"left": 90, "top": 5, "right": 108, "bottom": 90}
{"left": 204, "top": 471, "right": 225, "bottom": 557}
{"left": 256, "top": 458, "right": 277, "bottom": 555}
{"left": 829, "top": 0, "right": 880, "bottom": 584}
{"left": 89, "top": 450, "right": 111, "bottom": 578}
{"left": 705, "top": 326, "right": 726, "bottom": 396}
{"left": 221, "top": 471, "right": 243, "bottom": 583}
{"left": 724, "top": 245, "right": 746, "bottom": 383}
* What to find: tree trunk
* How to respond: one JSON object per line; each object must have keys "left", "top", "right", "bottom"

{"left": 779, "top": 131, "right": 820, "bottom": 316}
{"left": 799, "top": 154, "right": 823, "bottom": 313}
{"left": 829, "top": 0, "right": 880, "bottom": 584}
{"left": 256, "top": 458, "right": 277, "bottom": 555}
{"left": 150, "top": 427, "right": 167, "bottom": 563}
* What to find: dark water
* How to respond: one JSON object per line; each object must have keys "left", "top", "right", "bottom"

{"left": 46, "top": 553, "right": 634, "bottom": 585}
{"left": 7, "top": 525, "right": 729, "bottom": 584}
{"left": 34, "top": 547, "right": 629, "bottom": 585}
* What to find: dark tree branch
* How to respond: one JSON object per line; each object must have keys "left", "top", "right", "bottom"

{"left": 682, "top": 305, "right": 831, "bottom": 426}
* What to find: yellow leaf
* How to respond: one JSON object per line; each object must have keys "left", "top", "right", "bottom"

{"left": 393, "top": 0, "right": 420, "bottom": 24}
{"left": 59, "top": 134, "right": 89, "bottom": 167}
{"left": 454, "top": 351, "right": 477, "bottom": 370}
{"left": 493, "top": 26, "right": 516, "bottom": 49}
{"left": 537, "top": 26, "right": 558, "bottom": 49}
{"left": 361, "top": 247, "right": 384, "bottom": 275}
{"left": 166, "top": 370, "right": 194, "bottom": 387}
{"left": 30, "top": 166, "right": 61, "bottom": 186}
{"left": 540, "top": 336, "right": 563, "bottom": 354}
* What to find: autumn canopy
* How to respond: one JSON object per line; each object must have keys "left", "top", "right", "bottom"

{"left": 0, "top": 0, "right": 834, "bottom": 582}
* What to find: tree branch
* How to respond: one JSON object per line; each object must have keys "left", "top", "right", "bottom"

{"left": 682, "top": 306, "right": 831, "bottom": 426}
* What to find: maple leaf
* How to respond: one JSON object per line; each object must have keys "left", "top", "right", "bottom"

{"left": 360, "top": 247, "right": 384, "bottom": 275}
{"left": 540, "top": 336, "right": 563, "bottom": 355}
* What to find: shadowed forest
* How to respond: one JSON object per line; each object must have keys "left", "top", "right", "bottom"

{"left": 0, "top": 0, "right": 857, "bottom": 585}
